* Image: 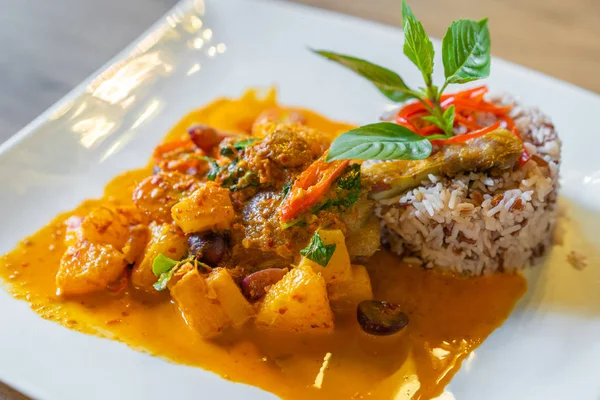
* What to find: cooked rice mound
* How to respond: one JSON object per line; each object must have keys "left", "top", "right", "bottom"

{"left": 377, "top": 95, "right": 561, "bottom": 275}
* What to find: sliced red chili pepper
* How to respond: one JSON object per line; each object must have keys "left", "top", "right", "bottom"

{"left": 280, "top": 157, "right": 349, "bottom": 222}
{"left": 431, "top": 121, "right": 502, "bottom": 146}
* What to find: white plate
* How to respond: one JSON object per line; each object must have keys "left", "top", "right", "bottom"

{"left": 1, "top": 0, "right": 600, "bottom": 399}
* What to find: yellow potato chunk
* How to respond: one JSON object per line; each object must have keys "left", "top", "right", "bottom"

{"left": 132, "top": 222, "right": 187, "bottom": 291}
{"left": 56, "top": 241, "right": 127, "bottom": 297}
{"left": 256, "top": 264, "right": 334, "bottom": 333}
{"left": 171, "top": 182, "right": 234, "bottom": 234}
{"left": 207, "top": 268, "right": 254, "bottom": 326}
{"left": 345, "top": 216, "right": 381, "bottom": 258}
{"left": 299, "top": 229, "right": 352, "bottom": 284}
{"left": 169, "top": 265, "right": 231, "bottom": 339}
{"left": 328, "top": 265, "right": 373, "bottom": 313}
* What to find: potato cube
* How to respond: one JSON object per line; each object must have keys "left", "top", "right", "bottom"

{"left": 171, "top": 182, "right": 234, "bottom": 234}
{"left": 328, "top": 265, "right": 373, "bottom": 313}
{"left": 345, "top": 216, "right": 381, "bottom": 258}
{"left": 299, "top": 229, "right": 352, "bottom": 284}
{"left": 56, "top": 241, "right": 127, "bottom": 296}
{"left": 169, "top": 265, "right": 231, "bottom": 339}
{"left": 207, "top": 268, "right": 255, "bottom": 326}
{"left": 256, "top": 264, "right": 334, "bottom": 333}
{"left": 132, "top": 222, "right": 188, "bottom": 291}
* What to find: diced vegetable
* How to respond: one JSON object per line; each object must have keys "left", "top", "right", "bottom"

{"left": 56, "top": 241, "right": 127, "bottom": 296}
{"left": 255, "top": 264, "right": 334, "bottom": 333}
{"left": 207, "top": 268, "right": 255, "bottom": 327}
{"left": 298, "top": 229, "right": 352, "bottom": 284}
{"left": 171, "top": 182, "right": 235, "bottom": 234}
{"left": 132, "top": 223, "right": 188, "bottom": 291}
{"left": 168, "top": 264, "right": 231, "bottom": 339}
{"left": 327, "top": 265, "right": 373, "bottom": 313}
{"left": 345, "top": 216, "right": 381, "bottom": 258}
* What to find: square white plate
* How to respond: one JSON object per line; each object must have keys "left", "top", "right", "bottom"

{"left": 1, "top": 0, "right": 600, "bottom": 399}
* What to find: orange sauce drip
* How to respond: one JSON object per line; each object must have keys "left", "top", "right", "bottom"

{"left": 0, "top": 89, "right": 526, "bottom": 399}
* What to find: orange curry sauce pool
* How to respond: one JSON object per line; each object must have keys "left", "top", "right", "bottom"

{"left": 0, "top": 90, "right": 526, "bottom": 399}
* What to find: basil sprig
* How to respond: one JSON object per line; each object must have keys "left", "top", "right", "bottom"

{"left": 313, "top": 0, "right": 491, "bottom": 161}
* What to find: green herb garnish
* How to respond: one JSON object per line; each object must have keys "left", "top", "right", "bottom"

{"left": 190, "top": 155, "right": 222, "bottom": 180}
{"left": 233, "top": 138, "right": 259, "bottom": 150}
{"left": 220, "top": 146, "right": 234, "bottom": 156}
{"left": 313, "top": 164, "right": 362, "bottom": 212}
{"left": 228, "top": 171, "right": 260, "bottom": 192}
{"left": 152, "top": 254, "right": 183, "bottom": 291}
{"left": 281, "top": 183, "right": 292, "bottom": 200}
{"left": 281, "top": 218, "right": 308, "bottom": 230}
{"left": 313, "top": 0, "right": 491, "bottom": 161}
{"left": 326, "top": 123, "right": 432, "bottom": 162}
{"left": 300, "top": 230, "right": 336, "bottom": 267}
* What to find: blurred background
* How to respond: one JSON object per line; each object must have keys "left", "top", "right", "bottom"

{"left": 1, "top": 0, "right": 598, "bottom": 143}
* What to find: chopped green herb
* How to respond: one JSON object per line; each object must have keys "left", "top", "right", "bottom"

{"left": 151, "top": 253, "right": 184, "bottom": 292}
{"left": 233, "top": 138, "right": 259, "bottom": 150}
{"left": 220, "top": 146, "right": 234, "bottom": 156}
{"left": 281, "top": 218, "right": 308, "bottom": 230}
{"left": 153, "top": 267, "right": 178, "bottom": 291}
{"left": 300, "top": 231, "right": 336, "bottom": 267}
{"left": 191, "top": 155, "right": 221, "bottom": 180}
{"left": 312, "top": 0, "right": 491, "bottom": 161}
{"left": 312, "top": 164, "right": 362, "bottom": 212}
{"left": 152, "top": 253, "right": 179, "bottom": 276}
{"left": 281, "top": 183, "right": 292, "bottom": 199}
{"left": 228, "top": 171, "right": 260, "bottom": 192}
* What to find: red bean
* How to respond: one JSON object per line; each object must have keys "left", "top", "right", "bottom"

{"left": 357, "top": 300, "right": 408, "bottom": 336}
{"left": 188, "top": 233, "right": 227, "bottom": 266}
{"left": 188, "top": 125, "right": 223, "bottom": 152}
{"left": 241, "top": 268, "right": 287, "bottom": 301}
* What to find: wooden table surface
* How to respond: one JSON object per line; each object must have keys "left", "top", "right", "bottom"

{"left": 0, "top": 0, "right": 598, "bottom": 398}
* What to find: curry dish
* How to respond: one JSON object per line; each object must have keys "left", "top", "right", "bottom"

{"left": 0, "top": 89, "right": 527, "bottom": 399}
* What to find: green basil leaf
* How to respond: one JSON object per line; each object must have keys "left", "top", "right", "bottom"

{"left": 442, "top": 105, "right": 456, "bottom": 132}
{"left": 401, "top": 0, "right": 435, "bottom": 85}
{"left": 312, "top": 49, "right": 415, "bottom": 102}
{"left": 153, "top": 267, "right": 178, "bottom": 291}
{"left": 421, "top": 105, "right": 455, "bottom": 135}
{"left": 442, "top": 18, "right": 491, "bottom": 84}
{"left": 300, "top": 231, "right": 336, "bottom": 267}
{"left": 326, "top": 122, "right": 433, "bottom": 162}
{"left": 233, "top": 138, "right": 259, "bottom": 150}
{"left": 281, "top": 183, "right": 292, "bottom": 199}
{"left": 152, "top": 253, "right": 179, "bottom": 277}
